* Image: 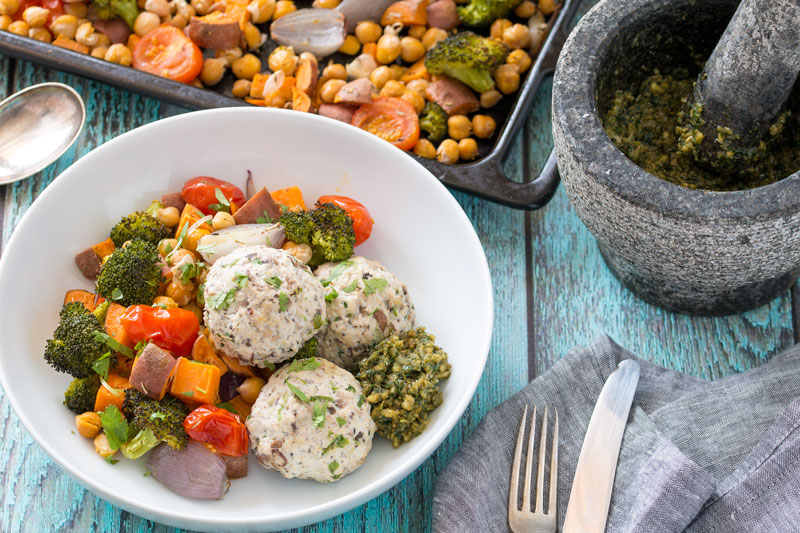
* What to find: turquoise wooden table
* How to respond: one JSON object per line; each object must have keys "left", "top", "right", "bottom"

{"left": 1, "top": 3, "right": 797, "bottom": 529}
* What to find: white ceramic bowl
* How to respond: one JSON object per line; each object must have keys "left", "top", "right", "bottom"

{"left": 0, "top": 108, "right": 493, "bottom": 531}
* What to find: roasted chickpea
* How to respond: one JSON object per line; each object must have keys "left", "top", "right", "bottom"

{"left": 421, "top": 27, "right": 447, "bottom": 49}
{"left": 134, "top": 11, "right": 160, "bottom": 36}
{"left": 105, "top": 44, "right": 132, "bottom": 66}
{"left": 389, "top": 64, "right": 407, "bottom": 80}
{"left": 28, "top": 26, "right": 51, "bottom": 42}
{"left": 376, "top": 30, "right": 401, "bottom": 64}
{"left": 405, "top": 78, "right": 429, "bottom": 98}
{"left": 401, "top": 89, "right": 425, "bottom": 114}
{"left": 268, "top": 46, "right": 297, "bottom": 75}
{"left": 232, "top": 78, "right": 252, "bottom": 98}
{"left": 507, "top": 49, "right": 532, "bottom": 73}
{"left": 407, "top": 24, "right": 426, "bottom": 40}
{"left": 338, "top": 33, "right": 360, "bottom": 55}
{"left": 472, "top": 115, "right": 496, "bottom": 139}
{"left": 190, "top": 0, "right": 211, "bottom": 15}
{"left": 312, "top": 0, "right": 338, "bottom": 7}
{"left": 514, "top": 0, "right": 536, "bottom": 18}
{"left": 247, "top": 0, "right": 275, "bottom": 23}
{"left": 400, "top": 36, "right": 425, "bottom": 63}
{"left": 152, "top": 296, "right": 179, "bottom": 309}
{"left": 322, "top": 62, "right": 346, "bottom": 80}
{"left": 495, "top": 64, "right": 520, "bottom": 94}
{"left": 369, "top": 65, "right": 393, "bottom": 90}
{"left": 94, "top": 433, "right": 116, "bottom": 458}
{"left": 159, "top": 238, "right": 178, "bottom": 256}
{"left": 320, "top": 78, "right": 346, "bottom": 103}
{"left": 145, "top": 0, "right": 170, "bottom": 16}
{"left": 413, "top": 138, "right": 436, "bottom": 159}
{"left": 7, "top": 20, "right": 29, "bottom": 36}
{"left": 22, "top": 6, "right": 48, "bottom": 28}
{"left": 90, "top": 45, "right": 108, "bottom": 59}
{"left": 273, "top": 0, "right": 295, "bottom": 18}
{"left": 292, "top": 243, "right": 312, "bottom": 264}
{"left": 231, "top": 53, "right": 261, "bottom": 80}
{"left": 490, "top": 18, "right": 512, "bottom": 41}
{"left": 242, "top": 22, "right": 263, "bottom": 49}
{"left": 211, "top": 211, "right": 235, "bottom": 230}
{"left": 237, "top": 377, "right": 267, "bottom": 403}
{"left": 156, "top": 206, "right": 180, "bottom": 227}
{"left": 538, "top": 0, "right": 556, "bottom": 15}
{"left": 215, "top": 47, "right": 242, "bottom": 67}
{"left": 502, "top": 23, "right": 530, "bottom": 49}
{"left": 75, "top": 412, "right": 102, "bottom": 439}
{"left": 437, "top": 139, "right": 459, "bottom": 164}
{"left": 354, "top": 20, "right": 381, "bottom": 44}
{"left": 448, "top": 114, "right": 472, "bottom": 141}
{"left": 379, "top": 79, "right": 405, "bottom": 97}
{"left": 75, "top": 22, "right": 102, "bottom": 46}
{"left": 50, "top": 14, "right": 78, "bottom": 38}
{"left": 63, "top": 1, "right": 87, "bottom": 16}
{"left": 480, "top": 89, "right": 502, "bottom": 108}
{"left": 169, "top": 13, "right": 187, "bottom": 29}
{"left": 0, "top": 0, "right": 19, "bottom": 17}
{"left": 458, "top": 138, "right": 479, "bottom": 160}
{"left": 166, "top": 279, "right": 193, "bottom": 306}
{"left": 0, "top": 14, "right": 12, "bottom": 30}
{"left": 200, "top": 57, "right": 226, "bottom": 86}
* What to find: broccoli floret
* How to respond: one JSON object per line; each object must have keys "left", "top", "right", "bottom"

{"left": 45, "top": 302, "right": 110, "bottom": 378}
{"left": 419, "top": 102, "right": 449, "bottom": 142}
{"left": 110, "top": 211, "right": 172, "bottom": 248}
{"left": 425, "top": 31, "right": 509, "bottom": 93}
{"left": 122, "top": 389, "right": 189, "bottom": 449}
{"left": 279, "top": 203, "right": 356, "bottom": 267}
{"left": 120, "top": 428, "right": 161, "bottom": 460}
{"left": 457, "top": 0, "right": 523, "bottom": 27}
{"left": 93, "top": 300, "right": 110, "bottom": 324}
{"left": 93, "top": 0, "right": 139, "bottom": 29}
{"left": 63, "top": 374, "right": 101, "bottom": 414}
{"left": 96, "top": 239, "right": 164, "bottom": 307}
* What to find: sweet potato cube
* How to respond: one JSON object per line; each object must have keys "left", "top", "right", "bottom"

{"left": 94, "top": 373, "right": 131, "bottom": 413}
{"left": 170, "top": 357, "right": 221, "bottom": 404}
{"left": 92, "top": 238, "right": 116, "bottom": 259}
{"left": 228, "top": 394, "right": 252, "bottom": 420}
{"left": 105, "top": 302, "right": 135, "bottom": 350}
{"left": 130, "top": 343, "right": 179, "bottom": 400}
{"left": 191, "top": 335, "right": 228, "bottom": 375}
{"left": 64, "top": 289, "right": 101, "bottom": 311}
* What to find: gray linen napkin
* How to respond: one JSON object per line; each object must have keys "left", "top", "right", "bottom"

{"left": 433, "top": 335, "right": 800, "bottom": 532}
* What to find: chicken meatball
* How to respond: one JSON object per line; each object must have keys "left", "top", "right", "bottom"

{"left": 203, "top": 246, "right": 326, "bottom": 367}
{"left": 314, "top": 256, "right": 415, "bottom": 370}
{"left": 246, "top": 357, "right": 376, "bottom": 482}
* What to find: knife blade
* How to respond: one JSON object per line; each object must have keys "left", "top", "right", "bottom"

{"left": 563, "top": 359, "right": 640, "bottom": 533}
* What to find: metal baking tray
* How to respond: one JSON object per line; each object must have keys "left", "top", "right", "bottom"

{"left": 0, "top": 0, "right": 578, "bottom": 209}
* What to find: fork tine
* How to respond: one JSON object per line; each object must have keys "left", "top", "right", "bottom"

{"left": 509, "top": 405, "right": 528, "bottom": 513}
{"left": 534, "top": 406, "right": 548, "bottom": 513}
{"left": 522, "top": 405, "right": 537, "bottom": 513}
{"left": 548, "top": 408, "right": 559, "bottom": 515}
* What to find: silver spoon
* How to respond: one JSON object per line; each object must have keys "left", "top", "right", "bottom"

{"left": 0, "top": 82, "right": 85, "bottom": 185}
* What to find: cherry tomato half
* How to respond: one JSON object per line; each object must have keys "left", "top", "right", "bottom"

{"left": 132, "top": 25, "right": 203, "bottom": 84}
{"left": 183, "top": 404, "right": 248, "bottom": 456}
{"left": 181, "top": 176, "right": 246, "bottom": 216}
{"left": 317, "top": 195, "right": 373, "bottom": 246}
{"left": 120, "top": 305, "right": 199, "bottom": 357}
{"left": 351, "top": 97, "right": 420, "bottom": 151}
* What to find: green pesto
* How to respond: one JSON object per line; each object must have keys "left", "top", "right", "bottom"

{"left": 356, "top": 328, "right": 452, "bottom": 448}
{"left": 603, "top": 69, "right": 800, "bottom": 191}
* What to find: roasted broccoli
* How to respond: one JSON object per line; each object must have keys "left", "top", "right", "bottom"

{"left": 63, "top": 374, "right": 101, "bottom": 414}
{"left": 425, "top": 31, "right": 509, "bottom": 93}
{"left": 45, "top": 302, "right": 111, "bottom": 378}
{"left": 96, "top": 238, "right": 164, "bottom": 307}
{"left": 110, "top": 211, "right": 172, "bottom": 248}
{"left": 120, "top": 428, "right": 161, "bottom": 460}
{"left": 122, "top": 389, "right": 189, "bottom": 449}
{"left": 279, "top": 203, "right": 356, "bottom": 267}
{"left": 93, "top": 0, "right": 139, "bottom": 29}
{"left": 457, "top": 0, "right": 523, "bottom": 27}
{"left": 419, "top": 102, "right": 449, "bottom": 142}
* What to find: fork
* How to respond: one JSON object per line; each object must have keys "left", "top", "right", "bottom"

{"left": 508, "top": 405, "right": 559, "bottom": 533}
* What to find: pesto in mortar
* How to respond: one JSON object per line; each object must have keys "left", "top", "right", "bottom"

{"left": 603, "top": 69, "right": 800, "bottom": 190}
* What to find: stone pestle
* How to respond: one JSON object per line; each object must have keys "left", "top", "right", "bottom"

{"left": 680, "top": 0, "right": 800, "bottom": 173}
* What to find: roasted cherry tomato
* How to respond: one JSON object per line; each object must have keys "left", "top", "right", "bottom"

{"left": 183, "top": 404, "right": 248, "bottom": 456}
{"left": 181, "top": 176, "right": 247, "bottom": 216}
{"left": 351, "top": 97, "right": 420, "bottom": 151}
{"left": 120, "top": 305, "right": 199, "bottom": 357}
{"left": 132, "top": 25, "right": 203, "bottom": 84}
{"left": 317, "top": 195, "right": 373, "bottom": 246}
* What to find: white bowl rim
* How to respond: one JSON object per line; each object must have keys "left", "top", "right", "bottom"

{"left": 0, "top": 107, "right": 494, "bottom": 529}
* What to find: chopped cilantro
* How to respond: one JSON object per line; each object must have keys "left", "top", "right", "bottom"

{"left": 278, "top": 292, "right": 289, "bottom": 312}
{"left": 149, "top": 412, "right": 166, "bottom": 421}
{"left": 288, "top": 357, "right": 321, "bottom": 373}
{"left": 178, "top": 261, "right": 204, "bottom": 284}
{"left": 363, "top": 278, "right": 388, "bottom": 295}
{"left": 143, "top": 470, "right": 151, "bottom": 477}
{"left": 336, "top": 416, "right": 347, "bottom": 427}
{"left": 325, "top": 289, "right": 338, "bottom": 302}
{"left": 105, "top": 457, "right": 119, "bottom": 465}
{"left": 216, "top": 401, "right": 238, "bottom": 414}
{"left": 346, "top": 385, "right": 356, "bottom": 393}
{"left": 320, "top": 260, "right": 355, "bottom": 287}
{"left": 234, "top": 273, "right": 249, "bottom": 288}
{"left": 93, "top": 331, "right": 134, "bottom": 358}
{"left": 256, "top": 210, "right": 273, "bottom": 224}
{"left": 342, "top": 280, "right": 359, "bottom": 293}
{"left": 357, "top": 394, "right": 365, "bottom": 408}
{"left": 313, "top": 314, "right": 324, "bottom": 329}
{"left": 207, "top": 289, "right": 235, "bottom": 310}
{"left": 329, "top": 460, "right": 340, "bottom": 474}
{"left": 285, "top": 380, "right": 309, "bottom": 402}
{"left": 196, "top": 283, "right": 205, "bottom": 306}
{"left": 265, "top": 276, "right": 283, "bottom": 289}
{"left": 263, "top": 361, "right": 276, "bottom": 371}
{"left": 181, "top": 391, "right": 194, "bottom": 397}
{"left": 209, "top": 188, "right": 231, "bottom": 213}
{"left": 98, "top": 405, "right": 128, "bottom": 450}
{"left": 92, "top": 351, "right": 112, "bottom": 380}
{"left": 312, "top": 401, "right": 326, "bottom": 428}
{"left": 322, "top": 434, "right": 349, "bottom": 455}
{"left": 111, "top": 288, "right": 123, "bottom": 301}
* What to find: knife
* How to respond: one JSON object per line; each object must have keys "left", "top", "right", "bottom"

{"left": 563, "top": 359, "right": 640, "bottom": 533}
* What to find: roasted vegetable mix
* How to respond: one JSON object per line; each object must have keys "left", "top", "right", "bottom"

{"left": 0, "top": 0, "right": 557, "bottom": 164}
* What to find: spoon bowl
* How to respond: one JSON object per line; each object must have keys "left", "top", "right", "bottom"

{"left": 0, "top": 82, "right": 85, "bottom": 185}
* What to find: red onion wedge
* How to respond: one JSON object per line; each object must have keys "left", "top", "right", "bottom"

{"left": 270, "top": 9, "right": 346, "bottom": 57}
{"left": 336, "top": 0, "right": 395, "bottom": 32}
{"left": 196, "top": 223, "right": 286, "bottom": 265}
{"left": 148, "top": 441, "right": 230, "bottom": 500}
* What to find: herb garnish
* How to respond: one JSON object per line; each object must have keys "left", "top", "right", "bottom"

{"left": 99, "top": 405, "right": 128, "bottom": 450}
{"left": 343, "top": 280, "right": 359, "bottom": 293}
{"left": 207, "top": 290, "right": 235, "bottom": 310}
{"left": 181, "top": 391, "right": 194, "bottom": 397}
{"left": 93, "top": 331, "right": 134, "bottom": 358}
{"left": 313, "top": 314, "right": 324, "bottom": 329}
{"left": 312, "top": 401, "right": 327, "bottom": 428}
{"left": 209, "top": 188, "right": 231, "bottom": 213}
{"left": 256, "top": 210, "right": 273, "bottom": 224}
{"left": 346, "top": 385, "right": 356, "bottom": 393}
{"left": 325, "top": 288, "right": 338, "bottom": 302}
{"left": 149, "top": 412, "right": 166, "bottom": 421}
{"left": 92, "top": 351, "right": 112, "bottom": 380}
{"left": 322, "top": 434, "right": 348, "bottom": 455}
{"left": 336, "top": 416, "right": 347, "bottom": 427}
{"left": 357, "top": 395, "right": 365, "bottom": 408}
{"left": 363, "top": 278, "right": 388, "bottom": 295}
{"left": 278, "top": 292, "right": 289, "bottom": 312}
{"left": 111, "top": 288, "right": 123, "bottom": 301}
{"left": 178, "top": 261, "right": 204, "bottom": 284}
{"left": 320, "top": 260, "right": 355, "bottom": 287}
{"left": 285, "top": 380, "right": 309, "bottom": 402}
{"left": 265, "top": 276, "right": 283, "bottom": 289}
{"left": 216, "top": 401, "right": 238, "bottom": 414}
{"left": 329, "top": 460, "right": 340, "bottom": 474}
{"left": 287, "top": 357, "right": 321, "bottom": 373}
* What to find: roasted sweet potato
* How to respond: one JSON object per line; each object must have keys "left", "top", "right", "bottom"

{"left": 161, "top": 192, "right": 186, "bottom": 213}
{"left": 105, "top": 302, "right": 135, "bottom": 350}
{"left": 427, "top": 0, "right": 460, "bottom": 30}
{"left": 232, "top": 187, "right": 282, "bottom": 225}
{"left": 228, "top": 394, "right": 252, "bottom": 419}
{"left": 318, "top": 103, "right": 358, "bottom": 124}
{"left": 91, "top": 238, "right": 116, "bottom": 259}
{"left": 191, "top": 335, "right": 228, "bottom": 375}
{"left": 381, "top": 0, "right": 427, "bottom": 26}
{"left": 187, "top": 13, "right": 242, "bottom": 50}
{"left": 170, "top": 357, "right": 221, "bottom": 404}
{"left": 295, "top": 53, "right": 319, "bottom": 95}
{"left": 334, "top": 78, "right": 375, "bottom": 105}
{"left": 53, "top": 36, "right": 89, "bottom": 54}
{"left": 220, "top": 354, "right": 258, "bottom": 378}
{"left": 129, "top": 343, "right": 178, "bottom": 400}
{"left": 291, "top": 87, "right": 312, "bottom": 113}
{"left": 64, "top": 289, "right": 102, "bottom": 311}
{"left": 75, "top": 247, "right": 102, "bottom": 279}
{"left": 270, "top": 186, "right": 306, "bottom": 211}
{"left": 426, "top": 76, "right": 480, "bottom": 115}
{"left": 94, "top": 373, "right": 131, "bottom": 413}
